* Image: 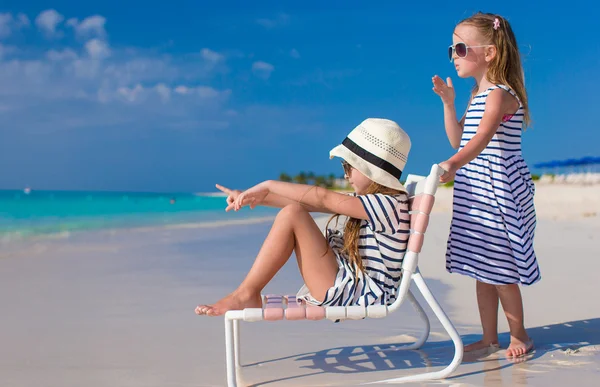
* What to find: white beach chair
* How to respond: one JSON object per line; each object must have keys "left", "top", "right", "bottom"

{"left": 221, "top": 164, "right": 463, "bottom": 386}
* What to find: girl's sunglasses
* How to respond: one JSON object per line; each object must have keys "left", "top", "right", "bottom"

{"left": 448, "top": 42, "right": 494, "bottom": 61}
{"left": 341, "top": 160, "right": 353, "bottom": 176}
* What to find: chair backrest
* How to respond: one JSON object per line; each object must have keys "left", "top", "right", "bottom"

{"left": 404, "top": 164, "right": 444, "bottom": 254}
{"left": 386, "top": 164, "right": 445, "bottom": 313}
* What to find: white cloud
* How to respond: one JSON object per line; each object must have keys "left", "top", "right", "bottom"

{"left": 174, "top": 85, "right": 191, "bottom": 95}
{"left": 256, "top": 13, "right": 289, "bottom": 29}
{"left": 65, "top": 17, "right": 77, "bottom": 28}
{"left": 35, "top": 9, "right": 65, "bottom": 38}
{"left": 155, "top": 83, "right": 171, "bottom": 102}
{"left": 197, "top": 86, "right": 228, "bottom": 99}
{"left": 117, "top": 84, "right": 144, "bottom": 103}
{"left": 0, "top": 12, "right": 234, "bottom": 135}
{"left": 103, "top": 58, "right": 178, "bottom": 85}
{"left": 197, "top": 48, "right": 228, "bottom": 75}
{"left": 0, "top": 46, "right": 204, "bottom": 103}
{"left": 96, "top": 83, "right": 231, "bottom": 105}
{"left": 16, "top": 13, "right": 30, "bottom": 28}
{"left": 85, "top": 39, "right": 110, "bottom": 59}
{"left": 0, "top": 12, "right": 30, "bottom": 38}
{"left": 174, "top": 85, "right": 231, "bottom": 101}
{"left": 0, "top": 14, "right": 12, "bottom": 38}
{"left": 252, "top": 61, "right": 274, "bottom": 79}
{"left": 72, "top": 58, "right": 103, "bottom": 79}
{"left": 66, "top": 15, "right": 106, "bottom": 39}
{"left": 46, "top": 48, "right": 78, "bottom": 61}
{"left": 201, "top": 48, "right": 224, "bottom": 64}
{"left": 0, "top": 43, "right": 17, "bottom": 59}
{"left": 289, "top": 48, "right": 300, "bottom": 59}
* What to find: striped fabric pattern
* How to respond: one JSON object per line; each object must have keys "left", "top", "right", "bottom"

{"left": 298, "top": 193, "right": 410, "bottom": 307}
{"left": 446, "top": 85, "right": 540, "bottom": 285}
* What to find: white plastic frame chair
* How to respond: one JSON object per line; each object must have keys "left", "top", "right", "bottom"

{"left": 222, "top": 164, "right": 463, "bottom": 386}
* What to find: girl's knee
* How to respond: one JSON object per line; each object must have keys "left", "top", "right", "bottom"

{"left": 278, "top": 203, "right": 310, "bottom": 219}
{"left": 495, "top": 283, "right": 519, "bottom": 293}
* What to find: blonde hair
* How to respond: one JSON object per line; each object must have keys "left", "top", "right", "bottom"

{"left": 326, "top": 182, "right": 403, "bottom": 272}
{"left": 459, "top": 12, "right": 530, "bottom": 127}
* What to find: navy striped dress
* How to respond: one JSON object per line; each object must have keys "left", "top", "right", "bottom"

{"left": 297, "top": 193, "right": 411, "bottom": 306}
{"left": 446, "top": 85, "right": 540, "bottom": 286}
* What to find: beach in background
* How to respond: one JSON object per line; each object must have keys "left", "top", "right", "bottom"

{"left": 1, "top": 184, "right": 599, "bottom": 386}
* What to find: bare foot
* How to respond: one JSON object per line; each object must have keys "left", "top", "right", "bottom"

{"left": 195, "top": 291, "right": 263, "bottom": 317}
{"left": 506, "top": 337, "right": 534, "bottom": 358}
{"left": 465, "top": 340, "right": 500, "bottom": 352}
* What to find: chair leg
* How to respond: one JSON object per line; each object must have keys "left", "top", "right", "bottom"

{"left": 403, "top": 290, "right": 431, "bottom": 350}
{"left": 366, "top": 272, "right": 463, "bottom": 384}
{"left": 233, "top": 319, "right": 241, "bottom": 368}
{"left": 225, "top": 316, "right": 238, "bottom": 387}
{"left": 380, "top": 290, "right": 430, "bottom": 352}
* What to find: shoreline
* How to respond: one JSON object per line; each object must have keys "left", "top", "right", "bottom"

{"left": 0, "top": 214, "right": 281, "bottom": 250}
{"left": 3, "top": 183, "right": 598, "bottom": 247}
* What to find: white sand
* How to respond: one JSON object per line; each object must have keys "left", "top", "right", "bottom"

{"left": 1, "top": 184, "right": 599, "bottom": 386}
{"left": 433, "top": 184, "right": 600, "bottom": 220}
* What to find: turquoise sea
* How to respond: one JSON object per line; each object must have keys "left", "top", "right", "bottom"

{"left": 0, "top": 189, "right": 278, "bottom": 241}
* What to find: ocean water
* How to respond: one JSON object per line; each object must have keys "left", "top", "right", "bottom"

{"left": 0, "top": 189, "right": 278, "bottom": 241}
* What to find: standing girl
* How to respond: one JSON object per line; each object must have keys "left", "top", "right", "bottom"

{"left": 195, "top": 118, "right": 412, "bottom": 317}
{"left": 432, "top": 12, "right": 538, "bottom": 358}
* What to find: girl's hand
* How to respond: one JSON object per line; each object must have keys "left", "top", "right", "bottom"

{"left": 432, "top": 75, "right": 455, "bottom": 106}
{"left": 215, "top": 184, "right": 242, "bottom": 210}
{"left": 228, "top": 181, "right": 270, "bottom": 211}
{"left": 438, "top": 160, "right": 457, "bottom": 184}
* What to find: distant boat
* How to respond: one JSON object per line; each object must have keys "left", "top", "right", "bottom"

{"left": 24, "top": 187, "right": 31, "bottom": 194}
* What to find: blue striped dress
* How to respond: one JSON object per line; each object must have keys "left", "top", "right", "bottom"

{"left": 446, "top": 85, "right": 540, "bottom": 286}
{"left": 297, "top": 193, "right": 411, "bottom": 306}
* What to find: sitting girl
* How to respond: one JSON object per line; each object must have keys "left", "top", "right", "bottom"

{"left": 196, "top": 118, "right": 412, "bottom": 316}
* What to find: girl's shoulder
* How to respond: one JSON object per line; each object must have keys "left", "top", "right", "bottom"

{"left": 392, "top": 192, "right": 409, "bottom": 204}
{"left": 489, "top": 85, "right": 521, "bottom": 104}
{"left": 484, "top": 86, "right": 522, "bottom": 114}
{"left": 356, "top": 193, "right": 410, "bottom": 233}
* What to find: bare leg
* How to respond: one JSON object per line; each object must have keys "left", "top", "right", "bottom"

{"left": 497, "top": 284, "right": 533, "bottom": 357}
{"left": 195, "top": 204, "right": 339, "bottom": 316}
{"left": 465, "top": 280, "right": 500, "bottom": 352}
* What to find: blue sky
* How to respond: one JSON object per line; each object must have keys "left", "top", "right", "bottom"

{"left": 0, "top": 1, "right": 598, "bottom": 192}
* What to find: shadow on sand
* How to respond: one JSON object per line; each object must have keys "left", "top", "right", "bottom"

{"left": 242, "top": 318, "right": 600, "bottom": 386}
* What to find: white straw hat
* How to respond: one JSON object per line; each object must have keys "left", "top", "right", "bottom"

{"left": 330, "top": 118, "right": 410, "bottom": 192}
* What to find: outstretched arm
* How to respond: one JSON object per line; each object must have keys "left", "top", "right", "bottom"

{"left": 230, "top": 180, "right": 369, "bottom": 220}
{"left": 217, "top": 183, "right": 332, "bottom": 212}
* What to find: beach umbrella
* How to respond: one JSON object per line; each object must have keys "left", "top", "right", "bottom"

{"left": 580, "top": 156, "right": 600, "bottom": 172}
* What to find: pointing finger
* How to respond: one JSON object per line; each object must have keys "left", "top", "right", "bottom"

{"left": 215, "top": 184, "right": 232, "bottom": 194}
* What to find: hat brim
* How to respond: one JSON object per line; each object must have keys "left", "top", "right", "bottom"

{"left": 330, "top": 145, "right": 407, "bottom": 193}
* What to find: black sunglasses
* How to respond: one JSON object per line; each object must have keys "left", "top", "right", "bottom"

{"left": 448, "top": 42, "right": 494, "bottom": 61}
